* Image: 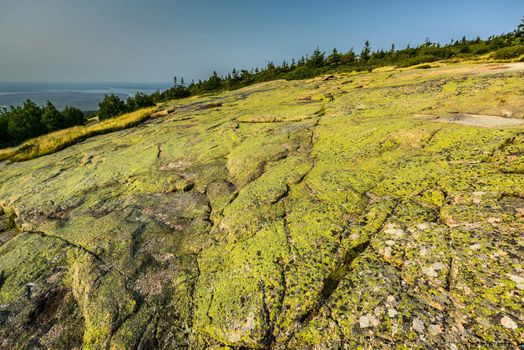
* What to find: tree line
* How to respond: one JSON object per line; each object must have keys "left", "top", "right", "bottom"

{"left": 0, "top": 101, "right": 85, "bottom": 146}
{"left": 1, "top": 17, "right": 523, "bottom": 148}
{"left": 97, "top": 92, "right": 155, "bottom": 120}
{"left": 155, "top": 18, "right": 523, "bottom": 99}
{"left": 0, "top": 92, "right": 155, "bottom": 147}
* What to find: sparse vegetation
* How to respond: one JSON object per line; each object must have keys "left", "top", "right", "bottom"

{"left": 491, "top": 44, "right": 524, "bottom": 59}
{"left": 1, "top": 61, "right": 524, "bottom": 349}
{"left": 152, "top": 17, "right": 524, "bottom": 101}
{"left": 0, "top": 100, "right": 85, "bottom": 147}
{"left": 0, "top": 107, "right": 155, "bottom": 162}
{"left": 125, "top": 91, "right": 155, "bottom": 111}
{"left": 1, "top": 17, "right": 523, "bottom": 160}
{"left": 97, "top": 94, "right": 127, "bottom": 120}
{"left": 0, "top": 90, "right": 157, "bottom": 153}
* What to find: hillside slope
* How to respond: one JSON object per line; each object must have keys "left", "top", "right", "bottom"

{"left": 1, "top": 62, "right": 524, "bottom": 349}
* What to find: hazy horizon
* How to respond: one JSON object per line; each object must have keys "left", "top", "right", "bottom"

{"left": 0, "top": 81, "right": 173, "bottom": 110}
{"left": 0, "top": 79, "right": 173, "bottom": 84}
{"left": 1, "top": 0, "right": 523, "bottom": 83}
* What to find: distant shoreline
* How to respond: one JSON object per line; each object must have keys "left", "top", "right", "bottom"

{"left": 0, "top": 81, "right": 171, "bottom": 112}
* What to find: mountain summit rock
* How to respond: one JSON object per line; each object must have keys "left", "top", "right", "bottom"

{"left": 1, "top": 62, "right": 524, "bottom": 349}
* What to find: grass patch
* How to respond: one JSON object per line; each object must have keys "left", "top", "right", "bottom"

{"left": 491, "top": 45, "right": 524, "bottom": 60}
{"left": 0, "top": 107, "right": 156, "bottom": 162}
{"left": 0, "top": 147, "right": 20, "bottom": 162}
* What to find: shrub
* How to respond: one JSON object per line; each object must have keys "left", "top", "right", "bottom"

{"left": 491, "top": 45, "right": 524, "bottom": 59}
{"left": 98, "top": 94, "right": 127, "bottom": 120}
{"left": 126, "top": 92, "right": 155, "bottom": 111}
{"left": 6, "top": 100, "right": 44, "bottom": 142}
{"left": 399, "top": 55, "right": 440, "bottom": 67}
{"left": 0, "top": 114, "right": 10, "bottom": 146}
{"left": 4, "top": 107, "right": 155, "bottom": 162}
{"left": 62, "top": 106, "right": 86, "bottom": 127}
{"left": 41, "top": 101, "right": 66, "bottom": 132}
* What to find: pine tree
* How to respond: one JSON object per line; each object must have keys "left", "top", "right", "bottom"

{"left": 341, "top": 49, "right": 356, "bottom": 64}
{"left": 308, "top": 47, "right": 325, "bottom": 68}
{"left": 41, "top": 101, "right": 65, "bottom": 132}
{"left": 360, "top": 40, "right": 371, "bottom": 62}
{"left": 327, "top": 48, "right": 342, "bottom": 66}
{"left": 7, "top": 100, "right": 44, "bottom": 141}
{"left": 62, "top": 106, "right": 85, "bottom": 127}
{"left": 98, "top": 94, "right": 126, "bottom": 120}
{"left": 517, "top": 16, "right": 524, "bottom": 38}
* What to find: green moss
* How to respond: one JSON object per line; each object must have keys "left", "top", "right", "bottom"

{"left": 1, "top": 62, "right": 524, "bottom": 348}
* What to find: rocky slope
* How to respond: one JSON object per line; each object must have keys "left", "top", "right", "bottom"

{"left": 1, "top": 62, "right": 524, "bottom": 349}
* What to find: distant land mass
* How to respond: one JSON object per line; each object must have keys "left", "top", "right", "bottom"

{"left": 0, "top": 81, "right": 172, "bottom": 112}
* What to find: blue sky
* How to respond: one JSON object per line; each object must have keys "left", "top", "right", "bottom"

{"left": 0, "top": 0, "right": 522, "bottom": 82}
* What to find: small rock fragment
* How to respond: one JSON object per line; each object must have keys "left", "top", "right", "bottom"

{"left": 416, "top": 223, "right": 430, "bottom": 230}
{"left": 508, "top": 275, "right": 524, "bottom": 290}
{"left": 487, "top": 217, "right": 501, "bottom": 224}
{"left": 391, "top": 323, "right": 399, "bottom": 335}
{"left": 501, "top": 109, "right": 513, "bottom": 118}
{"left": 431, "top": 262, "right": 445, "bottom": 270}
{"left": 472, "top": 191, "right": 484, "bottom": 204}
{"left": 509, "top": 274, "right": 524, "bottom": 284}
{"left": 501, "top": 316, "right": 518, "bottom": 330}
{"left": 428, "top": 324, "right": 443, "bottom": 335}
{"left": 387, "top": 308, "right": 398, "bottom": 318}
{"left": 412, "top": 317, "right": 425, "bottom": 333}
{"left": 384, "top": 224, "right": 404, "bottom": 237}
{"left": 359, "top": 314, "right": 379, "bottom": 328}
{"left": 422, "top": 266, "right": 438, "bottom": 277}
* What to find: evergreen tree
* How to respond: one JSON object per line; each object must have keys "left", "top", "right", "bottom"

{"left": 202, "top": 71, "right": 222, "bottom": 92}
{"left": 360, "top": 40, "right": 371, "bottom": 63}
{"left": 308, "top": 48, "right": 325, "bottom": 67}
{"left": 0, "top": 113, "right": 11, "bottom": 146}
{"left": 98, "top": 94, "right": 127, "bottom": 120}
{"left": 7, "top": 100, "right": 43, "bottom": 141}
{"left": 327, "top": 48, "right": 342, "bottom": 66}
{"left": 41, "top": 101, "right": 65, "bottom": 132}
{"left": 517, "top": 16, "right": 524, "bottom": 38}
{"left": 126, "top": 92, "right": 154, "bottom": 111}
{"left": 341, "top": 49, "right": 356, "bottom": 64}
{"left": 62, "top": 106, "right": 85, "bottom": 127}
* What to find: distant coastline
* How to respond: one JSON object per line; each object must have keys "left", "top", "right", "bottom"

{"left": 0, "top": 81, "right": 171, "bottom": 112}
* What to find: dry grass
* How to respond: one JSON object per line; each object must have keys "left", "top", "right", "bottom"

{"left": 0, "top": 107, "right": 156, "bottom": 162}
{"left": 0, "top": 147, "right": 19, "bottom": 162}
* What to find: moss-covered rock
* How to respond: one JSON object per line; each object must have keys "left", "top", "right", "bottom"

{"left": 1, "top": 62, "right": 524, "bottom": 349}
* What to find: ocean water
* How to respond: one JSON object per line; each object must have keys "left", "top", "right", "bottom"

{"left": 0, "top": 81, "right": 172, "bottom": 112}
